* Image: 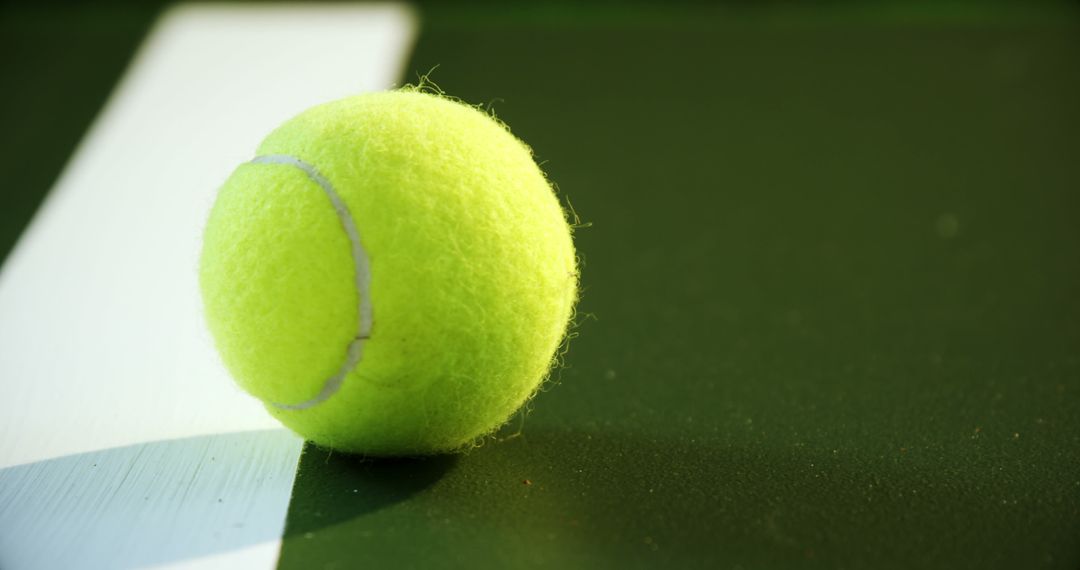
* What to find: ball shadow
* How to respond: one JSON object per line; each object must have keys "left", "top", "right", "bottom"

{"left": 282, "top": 443, "right": 460, "bottom": 538}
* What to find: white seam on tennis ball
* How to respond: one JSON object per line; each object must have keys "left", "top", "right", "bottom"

{"left": 249, "top": 154, "right": 372, "bottom": 411}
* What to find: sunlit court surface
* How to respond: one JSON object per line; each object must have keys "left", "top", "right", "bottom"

{"left": 1, "top": 2, "right": 1078, "bottom": 569}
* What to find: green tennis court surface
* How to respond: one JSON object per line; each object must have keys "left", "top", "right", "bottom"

{"left": 2, "top": 3, "right": 1078, "bottom": 569}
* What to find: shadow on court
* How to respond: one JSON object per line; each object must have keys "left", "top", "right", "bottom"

{"left": 282, "top": 445, "right": 459, "bottom": 539}
{"left": 278, "top": 425, "right": 1079, "bottom": 570}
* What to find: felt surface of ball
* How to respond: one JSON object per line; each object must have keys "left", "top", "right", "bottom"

{"left": 200, "top": 89, "right": 578, "bottom": 456}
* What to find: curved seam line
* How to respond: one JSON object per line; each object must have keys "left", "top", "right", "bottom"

{"left": 250, "top": 154, "right": 371, "bottom": 411}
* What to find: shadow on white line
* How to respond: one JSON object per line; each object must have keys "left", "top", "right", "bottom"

{"left": 0, "top": 429, "right": 303, "bottom": 570}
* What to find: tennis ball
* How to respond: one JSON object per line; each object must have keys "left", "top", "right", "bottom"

{"left": 199, "top": 89, "right": 578, "bottom": 456}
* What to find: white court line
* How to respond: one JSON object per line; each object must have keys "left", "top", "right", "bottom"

{"left": 0, "top": 3, "right": 417, "bottom": 568}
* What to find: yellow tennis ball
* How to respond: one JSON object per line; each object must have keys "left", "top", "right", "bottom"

{"left": 199, "top": 89, "right": 578, "bottom": 456}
